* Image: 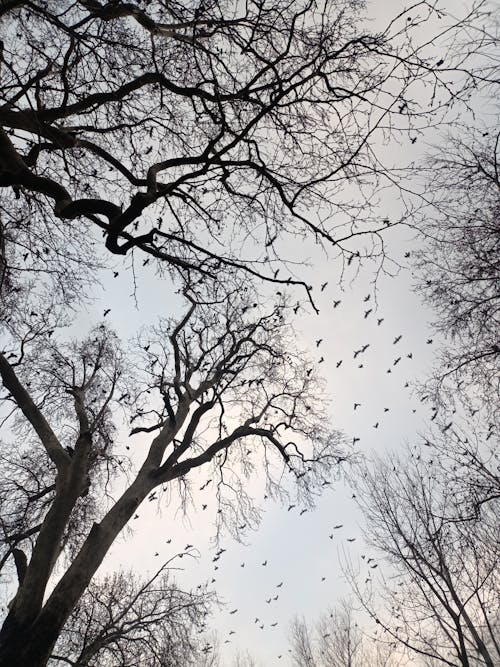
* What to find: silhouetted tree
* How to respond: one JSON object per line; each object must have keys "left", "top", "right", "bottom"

{"left": 0, "top": 279, "right": 347, "bottom": 666}
{"left": 414, "top": 126, "right": 500, "bottom": 413}
{"left": 0, "top": 0, "right": 489, "bottom": 300}
{"left": 289, "top": 599, "right": 399, "bottom": 667}
{"left": 0, "top": 2, "right": 496, "bottom": 665}
{"left": 50, "top": 561, "right": 216, "bottom": 666}
{"left": 346, "top": 436, "right": 499, "bottom": 667}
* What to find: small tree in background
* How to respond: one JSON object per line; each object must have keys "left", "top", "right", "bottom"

{"left": 50, "top": 561, "right": 216, "bottom": 667}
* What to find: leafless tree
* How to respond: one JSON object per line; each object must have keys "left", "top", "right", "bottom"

{"left": 49, "top": 560, "right": 216, "bottom": 667}
{"left": 0, "top": 1, "right": 491, "bottom": 302}
{"left": 0, "top": 278, "right": 347, "bottom": 666}
{"left": 0, "top": 2, "right": 496, "bottom": 665}
{"left": 289, "top": 599, "right": 400, "bottom": 667}
{"left": 346, "top": 438, "right": 499, "bottom": 667}
{"left": 231, "top": 650, "right": 260, "bottom": 667}
{"left": 413, "top": 119, "right": 499, "bottom": 414}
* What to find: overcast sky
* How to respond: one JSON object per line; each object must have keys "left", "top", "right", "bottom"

{"left": 3, "top": 0, "right": 493, "bottom": 664}
{"left": 80, "top": 172, "right": 441, "bottom": 665}
{"left": 65, "top": 1, "right": 479, "bottom": 662}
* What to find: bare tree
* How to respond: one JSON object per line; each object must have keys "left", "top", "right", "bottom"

{"left": 231, "top": 650, "right": 260, "bottom": 667}
{"left": 0, "top": 279, "right": 347, "bottom": 666}
{"left": 50, "top": 560, "right": 216, "bottom": 667}
{"left": 289, "top": 599, "right": 400, "bottom": 667}
{"left": 413, "top": 120, "right": 499, "bottom": 414}
{"left": 0, "top": 1, "right": 491, "bottom": 302}
{"left": 346, "top": 438, "right": 500, "bottom": 667}
{"left": 0, "top": 2, "right": 496, "bottom": 665}
{"left": 290, "top": 615, "right": 316, "bottom": 667}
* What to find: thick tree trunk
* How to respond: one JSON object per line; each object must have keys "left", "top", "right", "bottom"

{"left": 0, "top": 474, "right": 154, "bottom": 667}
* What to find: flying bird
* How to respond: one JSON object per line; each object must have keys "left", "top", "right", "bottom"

{"left": 393, "top": 335, "right": 402, "bottom": 344}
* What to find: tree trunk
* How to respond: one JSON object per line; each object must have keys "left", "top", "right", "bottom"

{"left": 0, "top": 474, "right": 153, "bottom": 667}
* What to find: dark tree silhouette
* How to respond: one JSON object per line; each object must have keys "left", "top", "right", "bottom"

{"left": 289, "top": 599, "right": 399, "bottom": 667}
{"left": 0, "top": 279, "right": 347, "bottom": 666}
{"left": 346, "top": 436, "right": 500, "bottom": 667}
{"left": 0, "top": 2, "right": 495, "bottom": 665}
{"left": 50, "top": 561, "right": 216, "bottom": 667}
{"left": 0, "top": 0, "right": 488, "bottom": 300}
{"left": 414, "top": 127, "right": 500, "bottom": 413}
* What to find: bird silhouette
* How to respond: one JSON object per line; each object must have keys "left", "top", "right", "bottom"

{"left": 320, "top": 282, "right": 328, "bottom": 291}
{"left": 364, "top": 308, "right": 372, "bottom": 319}
{"left": 333, "top": 300, "right": 341, "bottom": 308}
{"left": 393, "top": 335, "right": 402, "bottom": 344}
{"left": 354, "top": 403, "right": 361, "bottom": 410}
{"left": 336, "top": 360, "right": 343, "bottom": 368}
{"left": 377, "top": 318, "right": 384, "bottom": 326}
{"left": 103, "top": 308, "right": 111, "bottom": 316}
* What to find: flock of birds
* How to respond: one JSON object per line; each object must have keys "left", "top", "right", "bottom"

{"left": 129, "top": 277, "right": 448, "bottom": 664}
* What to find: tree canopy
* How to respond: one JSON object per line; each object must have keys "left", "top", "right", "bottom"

{"left": 0, "top": 1, "right": 497, "bottom": 666}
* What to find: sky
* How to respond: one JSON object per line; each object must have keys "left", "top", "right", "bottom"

{"left": 58, "top": 2, "right": 477, "bottom": 663}
{"left": 1, "top": 0, "right": 495, "bottom": 664}
{"left": 77, "top": 191, "right": 441, "bottom": 665}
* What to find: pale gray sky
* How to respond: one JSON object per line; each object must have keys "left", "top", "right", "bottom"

{"left": 3, "top": 1, "right": 493, "bottom": 664}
